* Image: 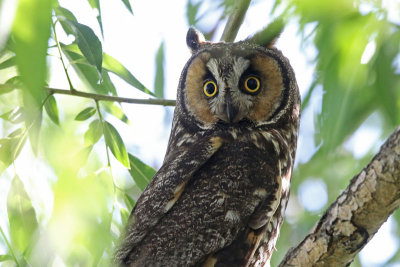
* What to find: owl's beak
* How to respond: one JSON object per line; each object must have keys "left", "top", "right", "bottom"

{"left": 225, "top": 90, "right": 238, "bottom": 123}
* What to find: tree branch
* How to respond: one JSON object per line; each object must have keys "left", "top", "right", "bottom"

{"left": 0, "top": 84, "right": 176, "bottom": 106}
{"left": 220, "top": 0, "right": 251, "bottom": 42}
{"left": 279, "top": 127, "right": 400, "bottom": 266}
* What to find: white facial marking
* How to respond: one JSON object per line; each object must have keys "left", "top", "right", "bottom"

{"left": 206, "top": 56, "right": 254, "bottom": 122}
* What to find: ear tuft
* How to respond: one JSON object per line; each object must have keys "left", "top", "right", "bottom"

{"left": 186, "top": 27, "right": 206, "bottom": 54}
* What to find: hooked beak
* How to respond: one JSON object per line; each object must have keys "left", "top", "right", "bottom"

{"left": 225, "top": 90, "right": 238, "bottom": 123}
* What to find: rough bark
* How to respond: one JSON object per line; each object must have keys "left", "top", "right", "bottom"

{"left": 279, "top": 126, "right": 400, "bottom": 267}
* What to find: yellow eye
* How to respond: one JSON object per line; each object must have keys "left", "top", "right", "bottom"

{"left": 244, "top": 76, "right": 260, "bottom": 93}
{"left": 203, "top": 80, "right": 218, "bottom": 97}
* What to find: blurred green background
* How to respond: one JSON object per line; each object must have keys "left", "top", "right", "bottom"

{"left": 0, "top": 0, "right": 399, "bottom": 266}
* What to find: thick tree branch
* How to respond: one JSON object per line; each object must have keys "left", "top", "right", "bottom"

{"left": 279, "top": 127, "right": 400, "bottom": 266}
{"left": 0, "top": 84, "right": 176, "bottom": 106}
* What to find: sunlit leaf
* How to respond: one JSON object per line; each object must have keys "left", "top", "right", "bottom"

{"left": 54, "top": 6, "right": 77, "bottom": 35}
{"left": 12, "top": 0, "right": 50, "bottom": 154}
{"left": 371, "top": 30, "right": 400, "bottom": 125}
{"left": 87, "top": 0, "right": 104, "bottom": 37}
{"left": 75, "top": 107, "right": 96, "bottom": 121}
{"left": 154, "top": 41, "right": 165, "bottom": 98}
{"left": 5, "top": 76, "right": 23, "bottom": 87}
{"left": 0, "top": 255, "right": 13, "bottom": 262}
{"left": 44, "top": 94, "right": 59, "bottom": 125}
{"left": 103, "top": 53, "right": 155, "bottom": 97}
{"left": 0, "top": 107, "right": 24, "bottom": 123}
{"left": 103, "top": 121, "right": 130, "bottom": 168}
{"left": 0, "top": 56, "right": 16, "bottom": 70}
{"left": 128, "top": 153, "right": 155, "bottom": 191}
{"left": 12, "top": 0, "right": 51, "bottom": 106}
{"left": 124, "top": 193, "right": 135, "bottom": 210}
{"left": 84, "top": 119, "right": 102, "bottom": 146}
{"left": 101, "top": 69, "right": 117, "bottom": 96}
{"left": 74, "top": 145, "right": 93, "bottom": 167}
{"left": 0, "top": 128, "right": 27, "bottom": 169}
{"left": 103, "top": 102, "right": 130, "bottom": 124}
{"left": 7, "top": 175, "right": 39, "bottom": 254}
{"left": 0, "top": 83, "right": 16, "bottom": 95}
{"left": 249, "top": 17, "right": 284, "bottom": 47}
{"left": 186, "top": 0, "right": 202, "bottom": 25}
{"left": 120, "top": 0, "right": 133, "bottom": 15}
{"left": 61, "top": 43, "right": 106, "bottom": 94}
{"left": 65, "top": 20, "right": 103, "bottom": 74}
{"left": 50, "top": 170, "right": 113, "bottom": 264}
{"left": 120, "top": 207, "right": 130, "bottom": 225}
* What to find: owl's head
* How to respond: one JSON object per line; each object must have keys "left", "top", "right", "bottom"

{"left": 177, "top": 27, "right": 299, "bottom": 130}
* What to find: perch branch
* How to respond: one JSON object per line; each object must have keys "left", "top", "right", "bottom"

{"left": 220, "top": 0, "right": 251, "bottom": 42}
{"left": 279, "top": 127, "right": 400, "bottom": 266}
{"left": 0, "top": 84, "right": 176, "bottom": 106}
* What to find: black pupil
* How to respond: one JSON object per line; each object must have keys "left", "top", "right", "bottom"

{"left": 247, "top": 78, "right": 258, "bottom": 90}
{"left": 206, "top": 83, "right": 216, "bottom": 95}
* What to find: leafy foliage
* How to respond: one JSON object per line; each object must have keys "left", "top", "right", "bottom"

{"left": 0, "top": 0, "right": 399, "bottom": 266}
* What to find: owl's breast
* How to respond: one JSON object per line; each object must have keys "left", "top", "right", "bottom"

{"left": 185, "top": 136, "right": 281, "bottom": 221}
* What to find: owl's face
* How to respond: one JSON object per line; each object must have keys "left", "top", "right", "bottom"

{"left": 177, "top": 28, "right": 297, "bottom": 131}
{"left": 183, "top": 45, "right": 287, "bottom": 127}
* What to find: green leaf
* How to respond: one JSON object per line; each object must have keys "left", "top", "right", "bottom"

{"left": 0, "top": 255, "right": 13, "bottom": 262}
{"left": 61, "top": 43, "right": 116, "bottom": 95}
{"left": 154, "top": 41, "right": 165, "bottom": 98}
{"left": 124, "top": 193, "right": 135, "bottom": 210}
{"left": 120, "top": 0, "right": 133, "bottom": 14}
{"left": 25, "top": 106, "right": 42, "bottom": 155}
{"left": 101, "top": 69, "right": 117, "bottom": 96}
{"left": 249, "top": 17, "right": 285, "bottom": 47}
{"left": 54, "top": 6, "right": 77, "bottom": 35}
{"left": 128, "top": 153, "right": 156, "bottom": 191}
{"left": 12, "top": 0, "right": 52, "bottom": 106}
{"left": 66, "top": 20, "right": 103, "bottom": 74}
{"left": 74, "top": 145, "right": 93, "bottom": 167}
{"left": 103, "top": 121, "right": 130, "bottom": 168}
{"left": 0, "top": 56, "right": 16, "bottom": 70}
{"left": 0, "top": 83, "right": 16, "bottom": 95}
{"left": 120, "top": 207, "right": 130, "bottom": 225}
{"left": 5, "top": 76, "right": 23, "bottom": 87}
{"left": 103, "top": 53, "right": 155, "bottom": 97}
{"left": 0, "top": 107, "right": 24, "bottom": 123}
{"left": 44, "top": 95, "right": 59, "bottom": 125}
{"left": 186, "top": 0, "right": 202, "bottom": 25}
{"left": 103, "top": 102, "right": 130, "bottom": 124}
{"left": 75, "top": 107, "right": 96, "bottom": 121}
{"left": 84, "top": 119, "right": 102, "bottom": 146}
{"left": 7, "top": 175, "right": 39, "bottom": 254}
{"left": 87, "top": 0, "right": 104, "bottom": 37}
{"left": 61, "top": 44, "right": 104, "bottom": 94}
{"left": 0, "top": 128, "right": 27, "bottom": 169}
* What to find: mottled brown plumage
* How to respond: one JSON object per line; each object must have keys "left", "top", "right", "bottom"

{"left": 115, "top": 27, "right": 301, "bottom": 267}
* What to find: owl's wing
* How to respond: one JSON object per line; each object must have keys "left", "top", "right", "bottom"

{"left": 206, "top": 159, "right": 284, "bottom": 266}
{"left": 115, "top": 135, "right": 223, "bottom": 262}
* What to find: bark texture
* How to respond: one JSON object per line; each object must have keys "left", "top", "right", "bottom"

{"left": 279, "top": 127, "right": 400, "bottom": 267}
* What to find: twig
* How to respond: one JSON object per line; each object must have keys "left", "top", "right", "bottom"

{"left": 220, "top": 0, "right": 252, "bottom": 42}
{"left": 0, "top": 84, "right": 176, "bottom": 106}
{"left": 52, "top": 22, "right": 74, "bottom": 91}
{"left": 48, "top": 87, "right": 176, "bottom": 106}
{"left": 0, "top": 225, "right": 21, "bottom": 267}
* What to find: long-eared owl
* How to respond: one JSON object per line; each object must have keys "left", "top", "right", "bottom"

{"left": 115, "top": 27, "right": 301, "bottom": 266}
